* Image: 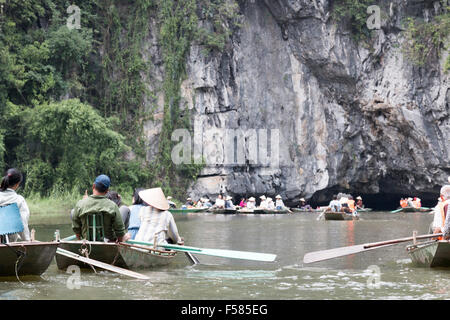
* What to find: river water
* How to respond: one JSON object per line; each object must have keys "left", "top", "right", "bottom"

{"left": 1, "top": 210, "right": 449, "bottom": 300}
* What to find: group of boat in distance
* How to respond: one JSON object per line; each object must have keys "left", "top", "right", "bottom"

{"left": 0, "top": 188, "right": 447, "bottom": 281}
{"left": 169, "top": 193, "right": 433, "bottom": 219}
{"left": 169, "top": 194, "right": 374, "bottom": 217}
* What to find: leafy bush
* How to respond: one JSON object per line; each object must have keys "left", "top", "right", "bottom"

{"left": 332, "top": 0, "right": 374, "bottom": 41}
{"left": 402, "top": 9, "right": 449, "bottom": 68}
{"left": 14, "top": 99, "right": 140, "bottom": 196}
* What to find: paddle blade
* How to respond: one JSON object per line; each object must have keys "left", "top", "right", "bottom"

{"left": 56, "top": 248, "right": 150, "bottom": 280}
{"left": 127, "top": 240, "right": 277, "bottom": 262}
{"left": 0, "top": 203, "right": 24, "bottom": 235}
{"left": 303, "top": 243, "right": 398, "bottom": 264}
{"left": 192, "top": 247, "right": 277, "bottom": 262}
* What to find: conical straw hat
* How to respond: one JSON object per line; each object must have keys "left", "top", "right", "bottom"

{"left": 138, "top": 188, "right": 169, "bottom": 211}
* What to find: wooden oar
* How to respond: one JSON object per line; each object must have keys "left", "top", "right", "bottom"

{"left": 185, "top": 252, "right": 200, "bottom": 265}
{"left": 303, "top": 233, "right": 443, "bottom": 264}
{"left": 119, "top": 241, "right": 200, "bottom": 265}
{"left": 316, "top": 207, "right": 329, "bottom": 221}
{"left": 126, "top": 240, "right": 276, "bottom": 262}
{"left": 56, "top": 248, "right": 150, "bottom": 280}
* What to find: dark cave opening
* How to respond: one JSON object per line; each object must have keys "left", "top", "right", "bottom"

{"left": 229, "top": 190, "right": 441, "bottom": 211}
{"left": 307, "top": 190, "right": 441, "bottom": 211}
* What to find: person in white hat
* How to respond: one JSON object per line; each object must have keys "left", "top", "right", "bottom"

{"left": 259, "top": 195, "right": 268, "bottom": 209}
{"left": 407, "top": 197, "right": 414, "bottom": 207}
{"left": 247, "top": 197, "right": 256, "bottom": 210}
{"left": 267, "top": 197, "right": 275, "bottom": 210}
{"left": 275, "top": 195, "right": 285, "bottom": 210}
{"left": 225, "top": 196, "right": 235, "bottom": 210}
{"left": 436, "top": 185, "right": 450, "bottom": 239}
{"left": 356, "top": 196, "right": 364, "bottom": 209}
{"left": 298, "top": 197, "right": 312, "bottom": 210}
{"left": 134, "top": 188, "right": 184, "bottom": 245}
{"left": 196, "top": 198, "right": 205, "bottom": 208}
{"left": 203, "top": 197, "right": 212, "bottom": 208}
{"left": 185, "top": 197, "right": 194, "bottom": 208}
{"left": 167, "top": 196, "right": 177, "bottom": 209}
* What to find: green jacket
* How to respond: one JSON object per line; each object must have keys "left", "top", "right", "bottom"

{"left": 72, "top": 195, "right": 125, "bottom": 241}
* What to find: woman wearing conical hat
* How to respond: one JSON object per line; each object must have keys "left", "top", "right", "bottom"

{"left": 247, "top": 197, "right": 256, "bottom": 209}
{"left": 134, "top": 188, "right": 184, "bottom": 245}
{"left": 275, "top": 195, "right": 285, "bottom": 210}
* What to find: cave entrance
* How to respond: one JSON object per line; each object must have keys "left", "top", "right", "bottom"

{"left": 308, "top": 190, "right": 440, "bottom": 211}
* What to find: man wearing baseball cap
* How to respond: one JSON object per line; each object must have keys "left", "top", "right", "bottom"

{"left": 72, "top": 174, "right": 126, "bottom": 242}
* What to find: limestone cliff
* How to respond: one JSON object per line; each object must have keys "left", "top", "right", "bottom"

{"left": 145, "top": 0, "right": 449, "bottom": 207}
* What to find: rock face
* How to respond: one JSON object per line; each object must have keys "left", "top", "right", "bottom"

{"left": 146, "top": 0, "right": 449, "bottom": 206}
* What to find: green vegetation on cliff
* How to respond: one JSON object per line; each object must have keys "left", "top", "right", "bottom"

{"left": 0, "top": 0, "right": 239, "bottom": 199}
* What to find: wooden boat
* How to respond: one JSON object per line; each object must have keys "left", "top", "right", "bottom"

{"left": 237, "top": 208, "right": 289, "bottom": 214}
{"left": 406, "top": 240, "right": 450, "bottom": 268}
{"left": 324, "top": 211, "right": 359, "bottom": 221}
{"left": 169, "top": 207, "right": 208, "bottom": 214}
{"left": 262, "top": 209, "right": 290, "bottom": 214}
{"left": 208, "top": 208, "right": 237, "bottom": 215}
{"left": 55, "top": 240, "right": 176, "bottom": 271}
{"left": 290, "top": 208, "right": 318, "bottom": 213}
{"left": 391, "top": 206, "right": 432, "bottom": 213}
{"left": 0, "top": 241, "right": 59, "bottom": 277}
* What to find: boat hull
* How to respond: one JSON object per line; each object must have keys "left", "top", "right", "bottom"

{"left": 392, "top": 207, "right": 432, "bottom": 213}
{"left": 0, "top": 242, "right": 59, "bottom": 277}
{"left": 238, "top": 208, "right": 290, "bottom": 214}
{"left": 291, "top": 208, "right": 313, "bottom": 213}
{"left": 208, "top": 208, "right": 237, "bottom": 214}
{"left": 324, "top": 211, "right": 358, "bottom": 221}
{"left": 169, "top": 208, "right": 208, "bottom": 214}
{"left": 407, "top": 240, "right": 450, "bottom": 268}
{"left": 55, "top": 241, "right": 176, "bottom": 270}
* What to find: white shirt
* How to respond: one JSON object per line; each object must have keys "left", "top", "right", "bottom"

{"left": 215, "top": 198, "right": 225, "bottom": 208}
{"left": 135, "top": 206, "right": 181, "bottom": 245}
{"left": 432, "top": 203, "right": 443, "bottom": 229}
{"left": 276, "top": 199, "right": 284, "bottom": 208}
{"left": 0, "top": 188, "right": 30, "bottom": 241}
{"left": 247, "top": 202, "right": 256, "bottom": 209}
{"left": 259, "top": 200, "right": 268, "bottom": 209}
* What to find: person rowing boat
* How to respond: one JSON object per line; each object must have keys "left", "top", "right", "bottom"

{"left": 167, "top": 196, "right": 177, "bottom": 209}
{"left": 246, "top": 197, "right": 256, "bottom": 209}
{"left": 134, "top": 188, "right": 184, "bottom": 246}
{"left": 72, "top": 174, "right": 128, "bottom": 242}
{"left": 438, "top": 185, "right": 450, "bottom": 239}
{"left": 0, "top": 168, "right": 31, "bottom": 243}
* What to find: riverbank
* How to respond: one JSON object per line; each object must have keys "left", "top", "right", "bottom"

{"left": 27, "top": 191, "right": 135, "bottom": 225}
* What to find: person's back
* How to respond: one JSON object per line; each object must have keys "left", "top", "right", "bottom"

{"left": 127, "top": 204, "right": 144, "bottom": 239}
{"left": 348, "top": 198, "right": 355, "bottom": 212}
{"left": 215, "top": 195, "right": 225, "bottom": 208}
{"left": 107, "top": 190, "right": 130, "bottom": 229}
{"left": 73, "top": 195, "right": 125, "bottom": 241}
{"left": 134, "top": 188, "right": 183, "bottom": 245}
{"left": 0, "top": 169, "right": 30, "bottom": 242}
{"left": 72, "top": 175, "right": 126, "bottom": 242}
{"left": 329, "top": 196, "right": 341, "bottom": 212}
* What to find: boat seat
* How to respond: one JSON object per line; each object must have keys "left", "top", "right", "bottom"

{"left": 0, "top": 203, "right": 24, "bottom": 243}
{"left": 86, "top": 213, "right": 105, "bottom": 242}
